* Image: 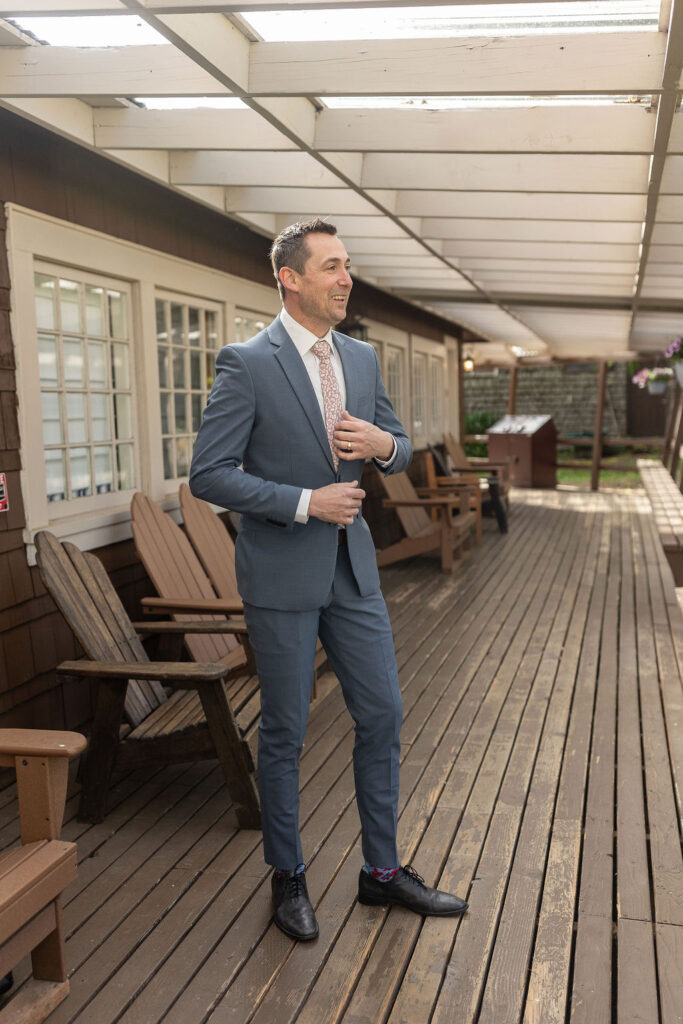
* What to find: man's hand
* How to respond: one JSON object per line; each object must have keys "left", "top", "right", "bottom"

{"left": 334, "top": 411, "right": 394, "bottom": 462}
{"left": 309, "top": 481, "right": 365, "bottom": 525}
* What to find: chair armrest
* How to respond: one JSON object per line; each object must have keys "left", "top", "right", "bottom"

{"left": 141, "top": 596, "right": 244, "bottom": 615}
{"left": 56, "top": 660, "right": 227, "bottom": 683}
{"left": 0, "top": 730, "right": 87, "bottom": 843}
{"left": 383, "top": 497, "right": 463, "bottom": 509}
{"left": 0, "top": 729, "right": 86, "bottom": 761}
{"left": 133, "top": 619, "right": 248, "bottom": 635}
{"left": 416, "top": 484, "right": 475, "bottom": 495}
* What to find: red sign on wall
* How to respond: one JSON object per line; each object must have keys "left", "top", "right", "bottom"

{"left": 0, "top": 473, "right": 8, "bottom": 513}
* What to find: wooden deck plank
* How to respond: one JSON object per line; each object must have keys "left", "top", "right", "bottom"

{"left": 2, "top": 492, "right": 681, "bottom": 1024}
{"left": 111, "top": 512, "right": 540, "bottom": 1024}
{"left": 157, "top": 509, "right": 554, "bottom": 1023}
{"left": 286, "top": 508, "right": 579, "bottom": 1024}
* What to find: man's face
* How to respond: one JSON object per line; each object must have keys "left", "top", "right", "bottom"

{"left": 286, "top": 233, "right": 352, "bottom": 333}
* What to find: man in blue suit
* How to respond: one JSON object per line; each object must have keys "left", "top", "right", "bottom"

{"left": 190, "top": 219, "right": 467, "bottom": 940}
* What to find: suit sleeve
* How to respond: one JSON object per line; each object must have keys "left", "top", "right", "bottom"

{"left": 370, "top": 347, "right": 412, "bottom": 475}
{"left": 189, "top": 344, "right": 302, "bottom": 524}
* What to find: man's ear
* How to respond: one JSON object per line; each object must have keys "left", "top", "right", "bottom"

{"left": 280, "top": 266, "right": 299, "bottom": 294}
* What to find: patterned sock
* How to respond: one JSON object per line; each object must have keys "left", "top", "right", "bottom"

{"left": 363, "top": 862, "right": 400, "bottom": 882}
{"left": 275, "top": 862, "right": 306, "bottom": 878}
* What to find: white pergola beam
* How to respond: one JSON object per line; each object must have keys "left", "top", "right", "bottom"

{"left": 93, "top": 107, "right": 296, "bottom": 149}
{"left": 248, "top": 33, "right": 666, "bottom": 96}
{"left": 0, "top": 43, "right": 231, "bottom": 96}
{"left": 442, "top": 240, "right": 641, "bottom": 260}
{"left": 421, "top": 219, "right": 642, "bottom": 243}
{"left": 169, "top": 150, "right": 349, "bottom": 187}
{"left": 315, "top": 105, "right": 656, "bottom": 154}
{"left": 0, "top": 0, "right": 633, "bottom": 10}
{"left": 0, "top": 95, "right": 94, "bottom": 144}
{"left": 461, "top": 259, "right": 638, "bottom": 274}
{"left": 361, "top": 153, "right": 650, "bottom": 193}
{"left": 224, "top": 187, "right": 383, "bottom": 216}
{"left": 390, "top": 191, "right": 648, "bottom": 221}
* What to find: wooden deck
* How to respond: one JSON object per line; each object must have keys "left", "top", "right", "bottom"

{"left": 2, "top": 489, "right": 682, "bottom": 1024}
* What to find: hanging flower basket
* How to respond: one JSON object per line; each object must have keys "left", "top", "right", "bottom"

{"left": 632, "top": 366, "right": 673, "bottom": 395}
{"left": 664, "top": 337, "right": 683, "bottom": 386}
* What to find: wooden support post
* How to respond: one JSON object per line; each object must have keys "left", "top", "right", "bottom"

{"left": 458, "top": 340, "right": 466, "bottom": 442}
{"left": 591, "top": 361, "right": 608, "bottom": 492}
{"left": 664, "top": 385, "right": 683, "bottom": 472}
{"left": 507, "top": 364, "right": 518, "bottom": 415}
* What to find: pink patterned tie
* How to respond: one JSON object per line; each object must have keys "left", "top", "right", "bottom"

{"left": 312, "top": 339, "right": 343, "bottom": 470}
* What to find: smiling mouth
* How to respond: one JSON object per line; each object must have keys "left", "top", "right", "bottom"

{"left": 331, "top": 294, "right": 348, "bottom": 302}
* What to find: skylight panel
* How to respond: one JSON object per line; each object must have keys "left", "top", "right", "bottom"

{"left": 9, "top": 16, "right": 167, "bottom": 47}
{"left": 243, "top": 2, "right": 658, "bottom": 42}
{"left": 324, "top": 95, "right": 653, "bottom": 110}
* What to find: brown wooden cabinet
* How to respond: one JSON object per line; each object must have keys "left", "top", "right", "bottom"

{"left": 487, "top": 415, "right": 557, "bottom": 489}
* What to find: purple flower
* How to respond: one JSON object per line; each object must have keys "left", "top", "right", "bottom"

{"left": 665, "top": 336, "right": 682, "bottom": 360}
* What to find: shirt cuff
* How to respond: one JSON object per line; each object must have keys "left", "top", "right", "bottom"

{"left": 374, "top": 436, "right": 397, "bottom": 469}
{"left": 295, "top": 488, "right": 312, "bottom": 523}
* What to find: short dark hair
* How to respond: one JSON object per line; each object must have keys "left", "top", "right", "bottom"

{"left": 270, "top": 218, "right": 338, "bottom": 300}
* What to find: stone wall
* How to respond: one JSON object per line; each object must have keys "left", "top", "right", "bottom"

{"left": 463, "top": 363, "right": 629, "bottom": 437}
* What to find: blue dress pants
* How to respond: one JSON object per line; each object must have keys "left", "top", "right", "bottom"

{"left": 243, "top": 542, "right": 403, "bottom": 870}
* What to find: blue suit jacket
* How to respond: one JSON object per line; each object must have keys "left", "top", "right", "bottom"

{"left": 189, "top": 316, "right": 412, "bottom": 610}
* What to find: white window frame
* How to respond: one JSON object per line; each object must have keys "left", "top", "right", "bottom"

{"left": 7, "top": 204, "right": 279, "bottom": 561}
{"left": 33, "top": 263, "right": 138, "bottom": 519}
{"left": 154, "top": 290, "right": 224, "bottom": 483}
{"left": 410, "top": 334, "right": 448, "bottom": 446}
{"left": 364, "top": 318, "right": 409, "bottom": 430}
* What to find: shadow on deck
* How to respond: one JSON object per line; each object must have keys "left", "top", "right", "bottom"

{"left": 2, "top": 489, "right": 682, "bottom": 1024}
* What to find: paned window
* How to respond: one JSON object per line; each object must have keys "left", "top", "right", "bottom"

{"left": 412, "top": 352, "right": 427, "bottom": 439}
{"left": 34, "top": 271, "right": 135, "bottom": 504}
{"left": 156, "top": 297, "right": 221, "bottom": 480}
{"left": 386, "top": 345, "right": 404, "bottom": 420}
{"left": 235, "top": 310, "right": 269, "bottom": 343}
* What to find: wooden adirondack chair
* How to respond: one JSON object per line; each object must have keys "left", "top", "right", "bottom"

{"left": 177, "top": 484, "right": 328, "bottom": 693}
{"left": 375, "top": 470, "right": 477, "bottom": 573}
{"left": 443, "top": 432, "right": 511, "bottom": 508}
{"left": 34, "top": 531, "right": 260, "bottom": 828}
{"left": 0, "top": 728, "right": 85, "bottom": 1023}
{"left": 423, "top": 450, "right": 483, "bottom": 544}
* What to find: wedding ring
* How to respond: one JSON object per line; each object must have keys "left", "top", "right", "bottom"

{"left": 348, "top": 442, "right": 352, "bottom": 452}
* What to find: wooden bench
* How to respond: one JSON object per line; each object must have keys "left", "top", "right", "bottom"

{"left": 637, "top": 458, "right": 683, "bottom": 584}
{"left": 0, "top": 729, "right": 86, "bottom": 1024}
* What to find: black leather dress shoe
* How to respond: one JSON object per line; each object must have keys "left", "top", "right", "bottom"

{"left": 272, "top": 870, "right": 319, "bottom": 941}
{"left": 357, "top": 865, "right": 468, "bottom": 916}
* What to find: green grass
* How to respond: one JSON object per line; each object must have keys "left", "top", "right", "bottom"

{"left": 556, "top": 448, "right": 660, "bottom": 489}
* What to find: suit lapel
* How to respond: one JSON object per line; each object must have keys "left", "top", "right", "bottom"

{"left": 268, "top": 318, "right": 336, "bottom": 472}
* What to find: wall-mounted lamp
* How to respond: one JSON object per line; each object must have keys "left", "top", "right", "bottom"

{"left": 463, "top": 357, "right": 475, "bottom": 373}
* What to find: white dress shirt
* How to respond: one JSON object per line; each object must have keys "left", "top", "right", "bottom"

{"left": 278, "top": 309, "right": 396, "bottom": 523}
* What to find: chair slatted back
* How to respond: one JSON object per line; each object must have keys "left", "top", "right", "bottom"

{"left": 131, "top": 493, "right": 247, "bottom": 673}
{"left": 443, "top": 433, "right": 472, "bottom": 472}
{"left": 179, "top": 484, "right": 239, "bottom": 602}
{"left": 381, "top": 472, "right": 435, "bottom": 538}
{"left": 35, "top": 531, "right": 166, "bottom": 728}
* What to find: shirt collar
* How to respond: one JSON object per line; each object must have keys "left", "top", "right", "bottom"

{"left": 280, "top": 308, "right": 333, "bottom": 359}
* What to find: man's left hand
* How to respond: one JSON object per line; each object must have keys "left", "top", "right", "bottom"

{"left": 334, "top": 411, "right": 394, "bottom": 461}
